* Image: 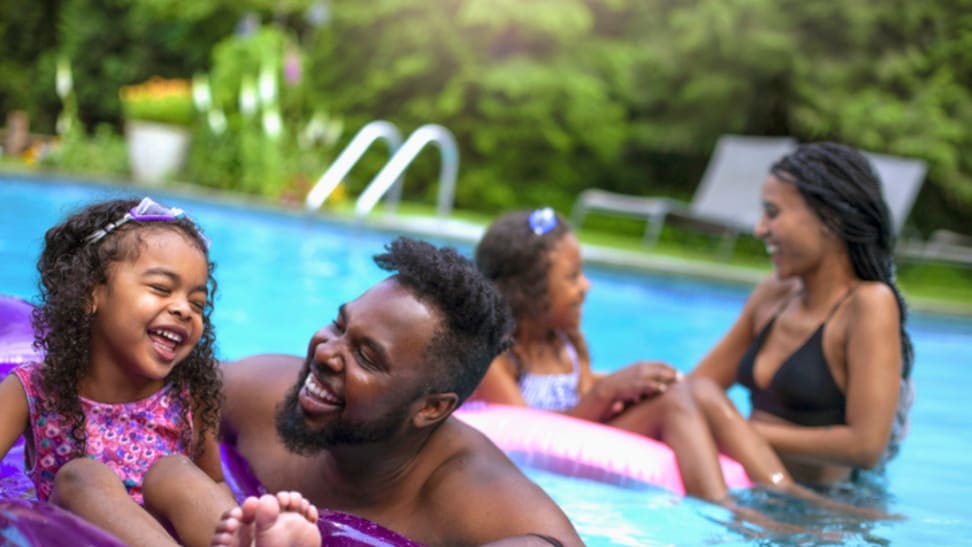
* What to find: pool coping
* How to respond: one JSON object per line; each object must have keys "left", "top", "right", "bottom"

{"left": 363, "top": 213, "right": 972, "bottom": 318}
{"left": 5, "top": 169, "right": 971, "bottom": 317}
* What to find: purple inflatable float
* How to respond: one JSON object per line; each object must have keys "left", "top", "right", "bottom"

{"left": 0, "top": 295, "right": 420, "bottom": 546}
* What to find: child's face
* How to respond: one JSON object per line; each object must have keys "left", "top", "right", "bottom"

{"left": 88, "top": 227, "right": 209, "bottom": 398}
{"left": 545, "top": 233, "right": 590, "bottom": 331}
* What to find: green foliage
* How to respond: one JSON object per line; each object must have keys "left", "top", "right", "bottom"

{"left": 41, "top": 123, "right": 128, "bottom": 178}
{"left": 2, "top": 0, "right": 304, "bottom": 132}
{"left": 292, "top": 0, "right": 972, "bottom": 234}
{"left": 783, "top": 0, "right": 972, "bottom": 235}
{"left": 301, "top": 0, "right": 632, "bottom": 211}
{"left": 184, "top": 25, "right": 342, "bottom": 199}
{"left": 0, "top": 0, "right": 61, "bottom": 132}
{"left": 298, "top": 0, "right": 797, "bottom": 210}
{"left": 2, "top": 0, "right": 972, "bottom": 236}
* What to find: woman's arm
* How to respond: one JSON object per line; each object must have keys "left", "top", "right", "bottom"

{"left": 690, "top": 277, "right": 787, "bottom": 388}
{"left": 0, "top": 374, "right": 29, "bottom": 461}
{"left": 752, "top": 283, "right": 903, "bottom": 469}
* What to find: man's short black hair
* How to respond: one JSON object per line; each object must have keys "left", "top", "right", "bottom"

{"left": 374, "top": 237, "right": 514, "bottom": 402}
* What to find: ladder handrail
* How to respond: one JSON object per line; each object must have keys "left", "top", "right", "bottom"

{"left": 355, "top": 123, "right": 459, "bottom": 219}
{"left": 304, "top": 120, "right": 403, "bottom": 211}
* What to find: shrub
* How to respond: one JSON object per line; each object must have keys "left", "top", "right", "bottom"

{"left": 119, "top": 77, "right": 195, "bottom": 126}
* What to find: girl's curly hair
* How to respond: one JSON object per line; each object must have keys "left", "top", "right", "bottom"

{"left": 32, "top": 197, "right": 222, "bottom": 458}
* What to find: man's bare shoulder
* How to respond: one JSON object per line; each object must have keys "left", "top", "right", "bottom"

{"left": 429, "top": 417, "right": 521, "bottom": 480}
{"left": 223, "top": 353, "right": 302, "bottom": 378}
{"left": 220, "top": 354, "right": 302, "bottom": 433}
{"left": 418, "top": 417, "right": 582, "bottom": 546}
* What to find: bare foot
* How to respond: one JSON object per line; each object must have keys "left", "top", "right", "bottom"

{"left": 210, "top": 492, "right": 321, "bottom": 547}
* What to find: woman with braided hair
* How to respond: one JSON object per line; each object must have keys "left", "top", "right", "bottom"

{"left": 685, "top": 141, "right": 914, "bottom": 487}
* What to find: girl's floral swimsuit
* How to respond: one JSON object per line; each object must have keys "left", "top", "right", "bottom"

{"left": 12, "top": 362, "right": 192, "bottom": 504}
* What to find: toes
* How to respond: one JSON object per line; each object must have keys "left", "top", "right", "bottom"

{"left": 211, "top": 505, "right": 246, "bottom": 547}
{"left": 274, "top": 490, "right": 318, "bottom": 522}
{"left": 238, "top": 496, "right": 263, "bottom": 524}
{"left": 275, "top": 491, "right": 295, "bottom": 511}
{"left": 254, "top": 494, "right": 283, "bottom": 530}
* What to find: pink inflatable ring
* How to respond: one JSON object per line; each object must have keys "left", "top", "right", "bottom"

{"left": 456, "top": 402, "right": 752, "bottom": 496}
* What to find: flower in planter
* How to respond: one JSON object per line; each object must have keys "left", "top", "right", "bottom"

{"left": 119, "top": 77, "right": 195, "bottom": 127}
{"left": 121, "top": 77, "right": 195, "bottom": 185}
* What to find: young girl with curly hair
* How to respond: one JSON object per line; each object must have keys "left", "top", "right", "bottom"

{"left": 0, "top": 197, "right": 319, "bottom": 546}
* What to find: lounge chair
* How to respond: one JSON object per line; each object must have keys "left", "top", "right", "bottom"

{"left": 863, "top": 151, "right": 927, "bottom": 235}
{"left": 898, "top": 229, "right": 972, "bottom": 267}
{"left": 857, "top": 151, "right": 972, "bottom": 266}
{"left": 570, "top": 135, "right": 797, "bottom": 258}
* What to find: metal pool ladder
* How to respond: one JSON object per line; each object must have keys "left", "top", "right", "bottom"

{"left": 304, "top": 120, "right": 459, "bottom": 219}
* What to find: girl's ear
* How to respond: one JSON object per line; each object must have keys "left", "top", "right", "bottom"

{"left": 411, "top": 392, "right": 459, "bottom": 429}
{"left": 89, "top": 285, "right": 105, "bottom": 315}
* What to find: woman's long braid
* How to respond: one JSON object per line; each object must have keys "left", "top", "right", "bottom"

{"left": 772, "top": 142, "right": 914, "bottom": 379}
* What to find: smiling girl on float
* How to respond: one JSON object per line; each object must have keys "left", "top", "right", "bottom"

{"left": 0, "top": 197, "right": 318, "bottom": 546}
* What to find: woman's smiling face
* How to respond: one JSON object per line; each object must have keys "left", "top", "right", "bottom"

{"left": 755, "top": 174, "right": 835, "bottom": 279}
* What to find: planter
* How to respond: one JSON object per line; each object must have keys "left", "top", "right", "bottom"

{"left": 125, "top": 120, "right": 191, "bottom": 185}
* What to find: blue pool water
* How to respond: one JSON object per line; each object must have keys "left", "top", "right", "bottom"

{"left": 2, "top": 174, "right": 971, "bottom": 545}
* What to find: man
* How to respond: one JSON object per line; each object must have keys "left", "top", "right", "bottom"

{"left": 220, "top": 237, "right": 583, "bottom": 546}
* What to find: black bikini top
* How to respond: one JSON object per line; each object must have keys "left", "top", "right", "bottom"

{"left": 736, "top": 287, "right": 858, "bottom": 426}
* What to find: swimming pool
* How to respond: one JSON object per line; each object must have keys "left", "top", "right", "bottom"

{"left": 2, "top": 174, "right": 971, "bottom": 545}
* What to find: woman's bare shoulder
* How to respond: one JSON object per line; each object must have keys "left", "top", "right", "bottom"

{"left": 846, "top": 281, "right": 900, "bottom": 321}
{"left": 854, "top": 280, "right": 898, "bottom": 304}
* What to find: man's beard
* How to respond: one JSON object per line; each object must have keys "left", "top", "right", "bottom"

{"left": 274, "top": 367, "right": 412, "bottom": 455}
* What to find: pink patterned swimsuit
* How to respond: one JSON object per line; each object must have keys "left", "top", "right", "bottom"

{"left": 12, "top": 362, "right": 192, "bottom": 504}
